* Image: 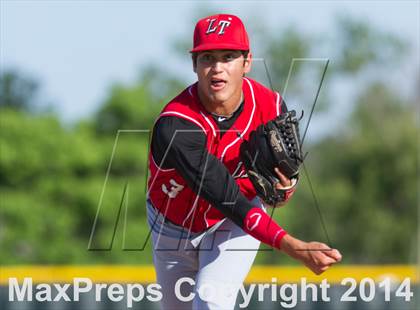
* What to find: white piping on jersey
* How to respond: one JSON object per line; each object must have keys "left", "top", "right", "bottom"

{"left": 148, "top": 142, "right": 177, "bottom": 198}
{"left": 200, "top": 111, "right": 217, "bottom": 138}
{"left": 187, "top": 83, "right": 217, "bottom": 137}
{"left": 182, "top": 193, "right": 201, "bottom": 227}
{"left": 275, "top": 92, "right": 281, "bottom": 116}
{"left": 150, "top": 152, "right": 175, "bottom": 172}
{"left": 160, "top": 111, "right": 208, "bottom": 134}
{"left": 220, "top": 77, "right": 256, "bottom": 160}
{"left": 203, "top": 203, "right": 212, "bottom": 228}
{"left": 149, "top": 111, "right": 205, "bottom": 193}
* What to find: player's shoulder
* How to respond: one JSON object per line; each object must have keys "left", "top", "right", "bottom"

{"left": 244, "top": 77, "right": 280, "bottom": 99}
{"left": 244, "top": 77, "right": 284, "bottom": 120}
{"left": 161, "top": 83, "right": 200, "bottom": 114}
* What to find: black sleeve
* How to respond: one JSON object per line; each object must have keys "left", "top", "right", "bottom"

{"left": 151, "top": 116, "right": 255, "bottom": 227}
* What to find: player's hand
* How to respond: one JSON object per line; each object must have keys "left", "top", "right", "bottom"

{"left": 297, "top": 241, "right": 342, "bottom": 275}
{"left": 259, "top": 167, "right": 297, "bottom": 208}
{"left": 274, "top": 167, "right": 293, "bottom": 189}
{"left": 280, "top": 234, "right": 342, "bottom": 275}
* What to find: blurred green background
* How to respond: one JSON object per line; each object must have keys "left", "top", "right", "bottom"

{"left": 0, "top": 4, "right": 418, "bottom": 266}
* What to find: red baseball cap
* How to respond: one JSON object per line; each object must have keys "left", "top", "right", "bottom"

{"left": 190, "top": 14, "right": 250, "bottom": 53}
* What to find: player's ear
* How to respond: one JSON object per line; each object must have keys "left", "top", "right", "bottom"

{"left": 243, "top": 52, "right": 252, "bottom": 74}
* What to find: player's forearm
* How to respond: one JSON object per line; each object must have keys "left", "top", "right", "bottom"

{"left": 242, "top": 207, "right": 287, "bottom": 249}
{"left": 243, "top": 218, "right": 309, "bottom": 261}
{"left": 279, "top": 234, "right": 308, "bottom": 260}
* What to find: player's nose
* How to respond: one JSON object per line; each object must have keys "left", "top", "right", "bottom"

{"left": 211, "top": 60, "right": 224, "bottom": 73}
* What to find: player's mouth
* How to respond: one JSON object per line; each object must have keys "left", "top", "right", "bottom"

{"left": 210, "top": 78, "right": 226, "bottom": 91}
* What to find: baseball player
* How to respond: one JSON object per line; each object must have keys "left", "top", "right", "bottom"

{"left": 147, "top": 13, "right": 342, "bottom": 310}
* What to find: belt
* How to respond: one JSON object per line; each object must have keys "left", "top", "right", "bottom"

{"left": 147, "top": 198, "right": 181, "bottom": 226}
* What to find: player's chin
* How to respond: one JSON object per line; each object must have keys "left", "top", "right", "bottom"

{"left": 208, "top": 89, "right": 231, "bottom": 103}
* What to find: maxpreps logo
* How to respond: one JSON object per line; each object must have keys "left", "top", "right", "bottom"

{"left": 205, "top": 17, "right": 232, "bottom": 35}
{"left": 8, "top": 278, "right": 162, "bottom": 308}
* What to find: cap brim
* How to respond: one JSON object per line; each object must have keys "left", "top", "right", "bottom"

{"left": 190, "top": 43, "right": 249, "bottom": 53}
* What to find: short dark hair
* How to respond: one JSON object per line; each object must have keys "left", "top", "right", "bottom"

{"left": 192, "top": 50, "right": 250, "bottom": 67}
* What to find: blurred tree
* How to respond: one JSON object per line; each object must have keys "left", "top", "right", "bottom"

{"left": 94, "top": 65, "right": 184, "bottom": 135}
{"left": 0, "top": 109, "right": 152, "bottom": 264}
{"left": 94, "top": 82, "right": 158, "bottom": 134}
{"left": 334, "top": 15, "right": 406, "bottom": 74}
{"left": 0, "top": 69, "right": 40, "bottom": 112}
{"left": 308, "top": 83, "right": 417, "bottom": 263}
{"left": 263, "top": 27, "right": 311, "bottom": 92}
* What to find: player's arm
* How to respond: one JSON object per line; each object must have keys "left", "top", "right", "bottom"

{"left": 152, "top": 117, "right": 341, "bottom": 274}
{"left": 273, "top": 169, "right": 342, "bottom": 274}
{"left": 280, "top": 235, "right": 342, "bottom": 275}
{"left": 152, "top": 116, "right": 253, "bottom": 226}
{"left": 152, "top": 117, "right": 287, "bottom": 245}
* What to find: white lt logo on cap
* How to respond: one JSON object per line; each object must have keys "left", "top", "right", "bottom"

{"left": 206, "top": 18, "right": 232, "bottom": 35}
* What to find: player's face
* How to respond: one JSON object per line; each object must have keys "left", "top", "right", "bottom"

{"left": 193, "top": 50, "right": 252, "bottom": 107}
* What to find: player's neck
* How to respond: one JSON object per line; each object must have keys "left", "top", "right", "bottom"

{"left": 199, "top": 90, "right": 243, "bottom": 117}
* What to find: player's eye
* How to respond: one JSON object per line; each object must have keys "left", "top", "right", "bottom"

{"left": 224, "top": 54, "right": 235, "bottom": 61}
{"left": 199, "top": 54, "right": 213, "bottom": 64}
{"left": 223, "top": 52, "right": 241, "bottom": 62}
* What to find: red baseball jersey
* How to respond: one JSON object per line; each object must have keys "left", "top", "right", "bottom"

{"left": 148, "top": 77, "right": 283, "bottom": 232}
